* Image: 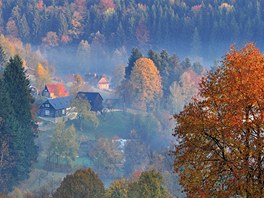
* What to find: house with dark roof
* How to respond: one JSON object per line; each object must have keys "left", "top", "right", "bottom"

{"left": 38, "top": 96, "right": 73, "bottom": 121}
{"left": 77, "top": 92, "right": 103, "bottom": 112}
{"left": 42, "top": 83, "right": 69, "bottom": 98}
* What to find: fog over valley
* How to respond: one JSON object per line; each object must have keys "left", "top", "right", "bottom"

{"left": 0, "top": 0, "right": 263, "bottom": 197}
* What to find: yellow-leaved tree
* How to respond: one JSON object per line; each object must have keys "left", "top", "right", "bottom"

{"left": 129, "top": 57, "right": 162, "bottom": 111}
{"left": 173, "top": 43, "right": 264, "bottom": 197}
{"left": 35, "top": 62, "right": 50, "bottom": 90}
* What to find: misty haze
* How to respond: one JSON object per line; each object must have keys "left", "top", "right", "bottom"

{"left": 0, "top": 0, "right": 263, "bottom": 198}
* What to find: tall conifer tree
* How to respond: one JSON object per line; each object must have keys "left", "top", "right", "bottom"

{"left": 125, "top": 48, "right": 142, "bottom": 80}
{"left": 2, "top": 55, "right": 38, "bottom": 191}
{"left": 0, "top": 46, "right": 7, "bottom": 74}
{"left": 0, "top": 78, "right": 16, "bottom": 192}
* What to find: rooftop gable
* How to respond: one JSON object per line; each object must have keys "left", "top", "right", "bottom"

{"left": 46, "top": 96, "right": 73, "bottom": 110}
{"left": 98, "top": 76, "right": 109, "bottom": 84}
{"left": 77, "top": 92, "right": 103, "bottom": 102}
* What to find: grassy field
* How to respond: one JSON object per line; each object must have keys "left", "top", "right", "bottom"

{"left": 67, "top": 111, "right": 135, "bottom": 139}
{"left": 19, "top": 111, "right": 137, "bottom": 192}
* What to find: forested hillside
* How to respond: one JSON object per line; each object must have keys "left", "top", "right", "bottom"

{"left": 0, "top": 0, "right": 263, "bottom": 59}
{"left": 0, "top": 1, "right": 263, "bottom": 197}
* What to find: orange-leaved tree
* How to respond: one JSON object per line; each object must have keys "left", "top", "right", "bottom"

{"left": 173, "top": 43, "right": 264, "bottom": 197}
{"left": 129, "top": 57, "right": 162, "bottom": 111}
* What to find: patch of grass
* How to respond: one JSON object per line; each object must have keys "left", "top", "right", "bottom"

{"left": 68, "top": 111, "right": 135, "bottom": 139}
{"left": 95, "top": 111, "right": 133, "bottom": 138}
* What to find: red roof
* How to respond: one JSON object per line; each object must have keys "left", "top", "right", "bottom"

{"left": 46, "top": 83, "right": 69, "bottom": 98}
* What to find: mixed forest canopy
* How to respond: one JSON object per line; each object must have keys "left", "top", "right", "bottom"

{"left": 0, "top": 0, "right": 263, "bottom": 62}
{"left": 0, "top": 0, "right": 263, "bottom": 197}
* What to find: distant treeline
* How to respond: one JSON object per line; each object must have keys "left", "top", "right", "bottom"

{"left": 0, "top": 0, "right": 263, "bottom": 57}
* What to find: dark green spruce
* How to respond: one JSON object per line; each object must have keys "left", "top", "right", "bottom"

{"left": 125, "top": 48, "right": 142, "bottom": 80}
{"left": 0, "top": 45, "right": 7, "bottom": 74}
{"left": 0, "top": 55, "right": 38, "bottom": 192}
{"left": 0, "top": 78, "right": 16, "bottom": 192}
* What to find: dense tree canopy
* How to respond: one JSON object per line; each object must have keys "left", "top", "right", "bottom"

{"left": 0, "top": 79, "right": 14, "bottom": 192}
{"left": 173, "top": 43, "right": 264, "bottom": 197}
{"left": 47, "top": 122, "right": 79, "bottom": 169}
{"left": 105, "top": 179, "right": 129, "bottom": 198}
{"left": 0, "top": 0, "right": 262, "bottom": 57}
{"left": 70, "top": 97, "right": 99, "bottom": 131}
{"left": 105, "top": 170, "right": 170, "bottom": 198}
{"left": 125, "top": 48, "right": 142, "bottom": 80}
{"left": 127, "top": 170, "right": 170, "bottom": 198}
{"left": 129, "top": 57, "right": 162, "bottom": 111}
{"left": 53, "top": 168, "right": 105, "bottom": 198}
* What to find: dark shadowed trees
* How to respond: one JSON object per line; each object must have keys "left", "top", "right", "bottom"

{"left": 0, "top": 78, "right": 15, "bottom": 192}
{"left": 125, "top": 48, "right": 142, "bottom": 80}
{"left": 0, "top": 55, "right": 38, "bottom": 192}
{"left": 0, "top": 45, "right": 7, "bottom": 73}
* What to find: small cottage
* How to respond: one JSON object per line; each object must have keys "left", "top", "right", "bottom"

{"left": 38, "top": 96, "right": 73, "bottom": 121}
{"left": 85, "top": 73, "right": 110, "bottom": 90}
{"left": 42, "top": 83, "right": 69, "bottom": 98}
{"left": 77, "top": 92, "right": 103, "bottom": 112}
{"left": 97, "top": 76, "right": 109, "bottom": 90}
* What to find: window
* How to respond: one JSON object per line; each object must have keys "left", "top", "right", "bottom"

{"left": 44, "top": 110, "right": 50, "bottom": 116}
{"left": 45, "top": 104, "right": 50, "bottom": 107}
{"left": 62, "top": 109, "right": 65, "bottom": 115}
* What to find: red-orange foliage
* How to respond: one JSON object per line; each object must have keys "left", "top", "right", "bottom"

{"left": 192, "top": 4, "right": 202, "bottom": 12}
{"left": 99, "top": 0, "right": 115, "bottom": 11}
{"left": 36, "top": 0, "right": 44, "bottom": 10}
{"left": 61, "top": 34, "right": 71, "bottom": 44}
{"left": 47, "top": 83, "right": 69, "bottom": 98}
{"left": 53, "top": 84, "right": 69, "bottom": 98}
{"left": 132, "top": 169, "right": 142, "bottom": 179}
{"left": 42, "top": 32, "right": 59, "bottom": 47}
{"left": 173, "top": 43, "right": 264, "bottom": 197}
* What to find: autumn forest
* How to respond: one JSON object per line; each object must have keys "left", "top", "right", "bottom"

{"left": 0, "top": 0, "right": 264, "bottom": 198}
